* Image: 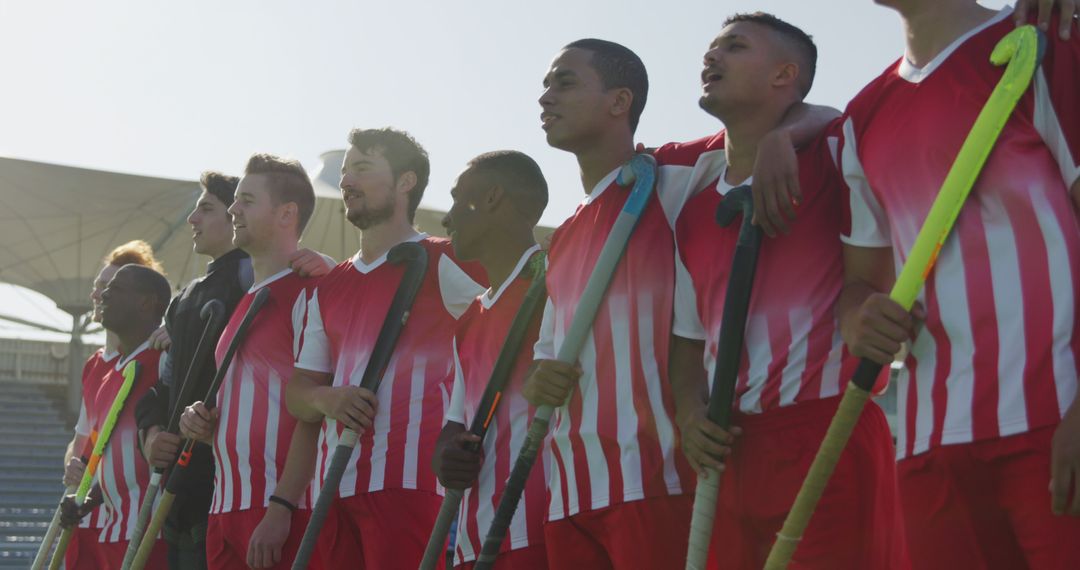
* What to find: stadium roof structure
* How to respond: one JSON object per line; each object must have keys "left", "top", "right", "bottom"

{"left": 0, "top": 152, "right": 449, "bottom": 321}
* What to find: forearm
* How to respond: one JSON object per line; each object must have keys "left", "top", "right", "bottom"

{"left": 285, "top": 369, "right": 332, "bottom": 422}
{"left": 669, "top": 335, "right": 709, "bottom": 423}
{"left": 271, "top": 420, "right": 321, "bottom": 505}
{"left": 776, "top": 102, "right": 841, "bottom": 149}
{"left": 64, "top": 436, "right": 81, "bottom": 466}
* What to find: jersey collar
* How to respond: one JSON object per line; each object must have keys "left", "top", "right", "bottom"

{"left": 115, "top": 339, "right": 151, "bottom": 372}
{"left": 351, "top": 233, "right": 429, "bottom": 274}
{"left": 898, "top": 7, "right": 1011, "bottom": 83}
{"left": 582, "top": 167, "right": 622, "bottom": 206}
{"left": 480, "top": 244, "right": 542, "bottom": 310}
{"left": 248, "top": 268, "right": 293, "bottom": 294}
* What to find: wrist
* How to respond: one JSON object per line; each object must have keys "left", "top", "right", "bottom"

{"left": 268, "top": 494, "right": 298, "bottom": 513}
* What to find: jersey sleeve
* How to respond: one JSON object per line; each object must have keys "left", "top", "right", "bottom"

{"left": 445, "top": 338, "right": 467, "bottom": 425}
{"left": 672, "top": 246, "right": 706, "bottom": 340}
{"left": 533, "top": 297, "right": 556, "bottom": 361}
{"left": 838, "top": 115, "right": 892, "bottom": 247}
{"left": 294, "top": 289, "right": 333, "bottom": 373}
{"left": 74, "top": 401, "right": 90, "bottom": 436}
{"left": 1032, "top": 14, "right": 1080, "bottom": 187}
{"left": 438, "top": 254, "right": 484, "bottom": 320}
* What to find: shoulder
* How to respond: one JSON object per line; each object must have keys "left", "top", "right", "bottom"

{"left": 654, "top": 132, "right": 726, "bottom": 166}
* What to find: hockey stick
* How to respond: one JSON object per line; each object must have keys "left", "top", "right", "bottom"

{"left": 31, "top": 430, "right": 98, "bottom": 570}
{"left": 128, "top": 287, "right": 270, "bottom": 570}
{"left": 763, "top": 25, "right": 1045, "bottom": 569}
{"left": 47, "top": 361, "right": 142, "bottom": 570}
{"left": 419, "top": 253, "right": 548, "bottom": 570}
{"left": 292, "top": 241, "right": 429, "bottom": 570}
{"left": 685, "top": 185, "right": 763, "bottom": 569}
{"left": 474, "top": 154, "right": 657, "bottom": 570}
{"left": 121, "top": 299, "right": 226, "bottom": 569}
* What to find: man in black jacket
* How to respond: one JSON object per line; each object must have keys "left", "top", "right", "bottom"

{"left": 135, "top": 171, "right": 252, "bottom": 570}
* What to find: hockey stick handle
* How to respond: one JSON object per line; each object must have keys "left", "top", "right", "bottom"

{"left": 763, "top": 383, "right": 870, "bottom": 569}
{"left": 474, "top": 155, "right": 656, "bottom": 570}
{"left": 475, "top": 416, "right": 549, "bottom": 567}
{"left": 763, "top": 26, "right": 1044, "bottom": 570}
{"left": 129, "top": 490, "right": 176, "bottom": 570}
{"left": 120, "top": 471, "right": 163, "bottom": 569}
{"left": 685, "top": 186, "right": 763, "bottom": 569}
{"left": 420, "top": 487, "right": 465, "bottom": 569}
{"left": 32, "top": 431, "right": 99, "bottom": 570}
{"left": 291, "top": 429, "right": 358, "bottom": 569}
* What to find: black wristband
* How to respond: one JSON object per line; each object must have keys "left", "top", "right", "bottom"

{"left": 269, "top": 494, "right": 298, "bottom": 512}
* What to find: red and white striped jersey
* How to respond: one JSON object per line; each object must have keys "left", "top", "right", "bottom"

{"left": 661, "top": 131, "right": 863, "bottom": 415}
{"left": 535, "top": 170, "right": 694, "bottom": 521}
{"left": 839, "top": 8, "right": 1080, "bottom": 459}
{"left": 210, "top": 270, "right": 317, "bottom": 514}
{"left": 446, "top": 245, "right": 547, "bottom": 565}
{"left": 75, "top": 347, "right": 119, "bottom": 530}
{"left": 92, "top": 341, "right": 163, "bottom": 542}
{"left": 296, "top": 235, "right": 484, "bottom": 499}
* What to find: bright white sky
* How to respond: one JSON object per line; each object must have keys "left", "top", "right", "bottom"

{"left": 0, "top": 0, "right": 1015, "bottom": 339}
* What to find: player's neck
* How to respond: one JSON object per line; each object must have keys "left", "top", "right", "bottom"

{"left": 573, "top": 134, "right": 634, "bottom": 194}
{"left": 359, "top": 219, "right": 420, "bottom": 265}
{"left": 115, "top": 322, "right": 156, "bottom": 357}
{"left": 722, "top": 106, "right": 789, "bottom": 185}
{"left": 480, "top": 230, "right": 537, "bottom": 296}
{"left": 103, "top": 331, "right": 120, "bottom": 354}
{"left": 249, "top": 240, "right": 297, "bottom": 285}
{"left": 900, "top": 1, "right": 997, "bottom": 67}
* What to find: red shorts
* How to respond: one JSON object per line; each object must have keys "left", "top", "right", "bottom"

{"left": 898, "top": 425, "right": 1080, "bottom": 570}
{"left": 64, "top": 527, "right": 103, "bottom": 570}
{"left": 709, "top": 396, "right": 909, "bottom": 569}
{"left": 544, "top": 494, "right": 693, "bottom": 569}
{"left": 316, "top": 488, "right": 444, "bottom": 570}
{"left": 66, "top": 537, "right": 166, "bottom": 569}
{"left": 207, "top": 507, "right": 320, "bottom": 570}
{"left": 454, "top": 543, "right": 548, "bottom": 570}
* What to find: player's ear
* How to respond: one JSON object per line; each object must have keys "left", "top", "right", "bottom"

{"left": 278, "top": 201, "right": 299, "bottom": 229}
{"left": 396, "top": 171, "right": 418, "bottom": 196}
{"left": 773, "top": 61, "right": 799, "bottom": 90}
{"left": 609, "top": 87, "right": 633, "bottom": 121}
{"left": 485, "top": 184, "right": 504, "bottom": 212}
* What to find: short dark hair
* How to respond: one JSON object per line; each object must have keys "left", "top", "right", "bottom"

{"left": 120, "top": 264, "right": 171, "bottom": 319}
{"left": 467, "top": 151, "right": 549, "bottom": 225}
{"left": 723, "top": 12, "right": 817, "bottom": 99}
{"left": 347, "top": 128, "right": 430, "bottom": 224}
{"left": 564, "top": 39, "right": 649, "bottom": 133}
{"left": 200, "top": 171, "right": 240, "bottom": 209}
{"left": 243, "top": 153, "right": 316, "bottom": 236}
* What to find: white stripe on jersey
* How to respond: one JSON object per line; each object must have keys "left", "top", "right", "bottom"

{"left": 933, "top": 236, "right": 976, "bottom": 447}
{"left": 779, "top": 308, "right": 814, "bottom": 408}
{"left": 264, "top": 368, "right": 282, "bottom": 507}
{"left": 577, "top": 331, "right": 609, "bottom": 510}
{"left": 907, "top": 317, "right": 939, "bottom": 457}
{"left": 840, "top": 118, "right": 892, "bottom": 248}
{"left": 403, "top": 354, "right": 427, "bottom": 489}
{"left": 637, "top": 289, "right": 683, "bottom": 494}
{"left": 1034, "top": 69, "right": 1080, "bottom": 186}
{"left": 739, "top": 315, "right": 772, "bottom": 414}
{"left": 609, "top": 292, "right": 643, "bottom": 503}
{"left": 819, "top": 329, "right": 846, "bottom": 400}
{"left": 367, "top": 358, "right": 396, "bottom": 493}
{"left": 236, "top": 364, "right": 257, "bottom": 510}
{"left": 121, "top": 436, "right": 138, "bottom": 541}
{"left": 983, "top": 192, "right": 1029, "bottom": 438}
{"left": 1029, "top": 187, "right": 1080, "bottom": 417}
{"left": 215, "top": 373, "right": 235, "bottom": 511}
